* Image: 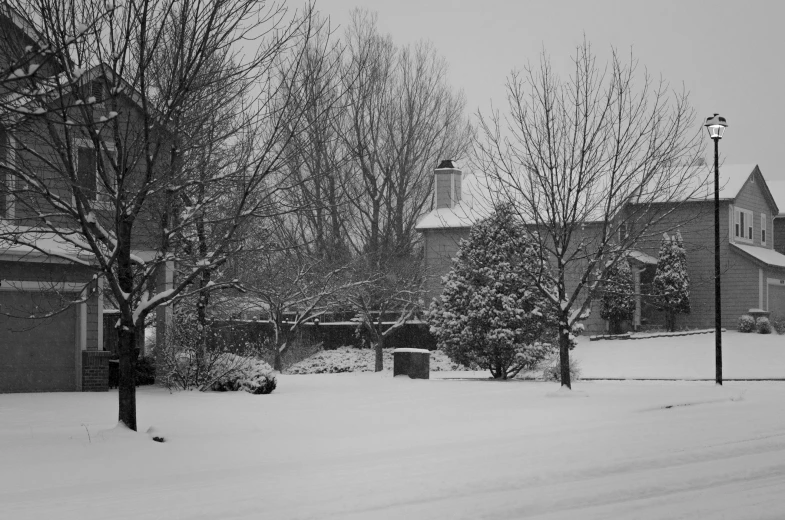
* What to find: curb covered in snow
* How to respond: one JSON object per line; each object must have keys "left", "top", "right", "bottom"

{"left": 589, "top": 328, "right": 726, "bottom": 342}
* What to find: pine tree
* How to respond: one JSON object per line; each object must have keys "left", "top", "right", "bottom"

{"left": 427, "top": 205, "right": 557, "bottom": 379}
{"left": 652, "top": 231, "right": 691, "bottom": 331}
{"left": 600, "top": 259, "right": 635, "bottom": 334}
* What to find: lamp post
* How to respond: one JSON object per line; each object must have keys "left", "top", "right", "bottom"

{"left": 705, "top": 113, "right": 728, "bottom": 385}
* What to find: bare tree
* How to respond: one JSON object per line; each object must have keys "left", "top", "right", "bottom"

{"left": 0, "top": 0, "right": 328, "bottom": 429}
{"left": 346, "top": 254, "right": 422, "bottom": 372}
{"left": 474, "top": 42, "right": 706, "bottom": 389}
{"left": 237, "top": 222, "right": 363, "bottom": 371}
{"left": 341, "top": 9, "right": 471, "bottom": 259}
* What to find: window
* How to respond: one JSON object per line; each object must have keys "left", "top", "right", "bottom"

{"left": 619, "top": 223, "right": 628, "bottom": 242}
{"left": 75, "top": 140, "right": 115, "bottom": 204}
{"left": 734, "top": 207, "right": 753, "bottom": 242}
{"left": 762, "top": 213, "right": 767, "bottom": 246}
{"left": 82, "top": 80, "right": 104, "bottom": 105}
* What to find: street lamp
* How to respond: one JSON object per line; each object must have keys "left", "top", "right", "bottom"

{"left": 705, "top": 113, "right": 728, "bottom": 385}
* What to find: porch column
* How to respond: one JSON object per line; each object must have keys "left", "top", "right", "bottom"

{"left": 633, "top": 268, "right": 642, "bottom": 330}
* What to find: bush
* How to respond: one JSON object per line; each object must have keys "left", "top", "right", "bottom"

{"left": 135, "top": 356, "right": 156, "bottom": 386}
{"left": 757, "top": 317, "right": 773, "bottom": 334}
{"left": 542, "top": 356, "right": 581, "bottom": 383}
{"left": 156, "top": 309, "right": 277, "bottom": 392}
{"left": 210, "top": 355, "right": 277, "bottom": 394}
{"left": 769, "top": 315, "right": 785, "bottom": 335}
{"left": 738, "top": 315, "right": 756, "bottom": 333}
{"left": 286, "top": 347, "right": 469, "bottom": 374}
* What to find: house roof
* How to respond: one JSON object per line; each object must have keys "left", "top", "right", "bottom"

{"left": 766, "top": 180, "right": 785, "bottom": 217}
{"left": 627, "top": 250, "right": 658, "bottom": 266}
{"left": 731, "top": 243, "right": 785, "bottom": 269}
{"left": 415, "top": 203, "right": 483, "bottom": 230}
{"left": 0, "top": 229, "right": 95, "bottom": 265}
{"left": 416, "top": 164, "right": 776, "bottom": 232}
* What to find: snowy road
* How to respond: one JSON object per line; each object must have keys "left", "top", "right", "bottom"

{"left": 2, "top": 376, "right": 785, "bottom": 519}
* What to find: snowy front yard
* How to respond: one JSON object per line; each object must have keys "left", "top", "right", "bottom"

{"left": 574, "top": 330, "right": 785, "bottom": 379}
{"left": 2, "top": 371, "right": 785, "bottom": 519}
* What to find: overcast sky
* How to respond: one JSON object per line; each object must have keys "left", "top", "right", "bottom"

{"left": 320, "top": 0, "right": 784, "bottom": 180}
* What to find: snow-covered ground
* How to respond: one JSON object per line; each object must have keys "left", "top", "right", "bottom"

{"left": 287, "top": 346, "right": 469, "bottom": 374}
{"left": 574, "top": 330, "right": 785, "bottom": 379}
{"left": 3, "top": 369, "right": 785, "bottom": 519}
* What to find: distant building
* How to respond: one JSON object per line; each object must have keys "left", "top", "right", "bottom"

{"left": 417, "top": 161, "right": 785, "bottom": 334}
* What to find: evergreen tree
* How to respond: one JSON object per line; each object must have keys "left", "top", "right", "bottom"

{"left": 652, "top": 231, "right": 691, "bottom": 331}
{"left": 427, "top": 205, "right": 557, "bottom": 379}
{"left": 600, "top": 259, "right": 635, "bottom": 334}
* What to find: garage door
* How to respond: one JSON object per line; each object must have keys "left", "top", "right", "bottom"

{"left": 0, "top": 291, "right": 77, "bottom": 392}
{"left": 768, "top": 284, "right": 785, "bottom": 320}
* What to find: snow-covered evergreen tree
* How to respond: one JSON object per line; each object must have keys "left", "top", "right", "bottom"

{"left": 600, "top": 259, "right": 635, "bottom": 334}
{"left": 652, "top": 231, "right": 691, "bottom": 331}
{"left": 427, "top": 205, "right": 557, "bottom": 379}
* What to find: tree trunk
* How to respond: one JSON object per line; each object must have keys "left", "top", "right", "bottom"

{"left": 374, "top": 332, "right": 384, "bottom": 372}
{"left": 117, "top": 323, "right": 137, "bottom": 430}
{"left": 117, "top": 217, "right": 137, "bottom": 430}
{"left": 558, "top": 315, "right": 572, "bottom": 389}
{"left": 273, "top": 315, "right": 283, "bottom": 372}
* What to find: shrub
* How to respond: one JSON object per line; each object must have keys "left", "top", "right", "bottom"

{"left": 769, "top": 315, "right": 785, "bottom": 335}
{"left": 756, "top": 317, "right": 773, "bottom": 334}
{"left": 156, "top": 309, "right": 277, "bottom": 391}
{"left": 542, "top": 356, "right": 581, "bottom": 382}
{"left": 738, "top": 315, "right": 755, "bottom": 333}
{"left": 600, "top": 259, "right": 635, "bottom": 334}
{"left": 210, "top": 355, "right": 277, "bottom": 394}
{"left": 135, "top": 356, "right": 156, "bottom": 386}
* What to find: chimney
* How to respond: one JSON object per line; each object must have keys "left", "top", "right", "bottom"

{"left": 434, "top": 159, "right": 462, "bottom": 209}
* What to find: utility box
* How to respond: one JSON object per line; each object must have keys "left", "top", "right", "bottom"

{"left": 393, "top": 348, "right": 430, "bottom": 379}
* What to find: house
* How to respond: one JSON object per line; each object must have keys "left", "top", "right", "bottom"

{"left": 0, "top": 8, "right": 169, "bottom": 392}
{"left": 416, "top": 161, "right": 785, "bottom": 334}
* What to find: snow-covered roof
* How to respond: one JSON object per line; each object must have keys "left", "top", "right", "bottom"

{"left": 731, "top": 243, "right": 785, "bottom": 269}
{"left": 0, "top": 227, "right": 95, "bottom": 265}
{"left": 676, "top": 164, "right": 770, "bottom": 202}
{"left": 766, "top": 180, "right": 785, "bottom": 217}
{"left": 415, "top": 203, "right": 482, "bottom": 230}
{"left": 416, "top": 172, "right": 494, "bottom": 230}
{"left": 627, "top": 250, "right": 657, "bottom": 265}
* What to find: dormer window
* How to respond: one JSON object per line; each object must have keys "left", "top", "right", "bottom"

{"left": 83, "top": 80, "right": 104, "bottom": 105}
{"left": 74, "top": 139, "right": 115, "bottom": 205}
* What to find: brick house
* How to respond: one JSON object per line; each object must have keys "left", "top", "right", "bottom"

{"left": 0, "top": 8, "right": 167, "bottom": 392}
{"left": 417, "top": 161, "right": 785, "bottom": 334}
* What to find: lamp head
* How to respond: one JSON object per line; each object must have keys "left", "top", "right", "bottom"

{"left": 704, "top": 113, "right": 728, "bottom": 139}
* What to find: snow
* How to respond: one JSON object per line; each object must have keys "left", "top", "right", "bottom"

{"left": 766, "top": 179, "right": 785, "bottom": 215}
{"left": 392, "top": 348, "right": 430, "bottom": 353}
{"left": 573, "top": 331, "right": 785, "bottom": 379}
{"left": 3, "top": 370, "right": 785, "bottom": 519}
{"left": 731, "top": 242, "right": 785, "bottom": 268}
{"left": 133, "top": 289, "right": 175, "bottom": 322}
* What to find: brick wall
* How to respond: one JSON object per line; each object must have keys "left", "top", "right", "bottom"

{"left": 82, "top": 350, "right": 111, "bottom": 391}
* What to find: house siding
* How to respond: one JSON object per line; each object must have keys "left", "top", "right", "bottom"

{"left": 422, "top": 227, "right": 469, "bottom": 304}
{"left": 731, "top": 166, "right": 773, "bottom": 249}
{"left": 773, "top": 217, "right": 785, "bottom": 255}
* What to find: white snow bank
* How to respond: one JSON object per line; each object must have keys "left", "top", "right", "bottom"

{"left": 3, "top": 378, "right": 785, "bottom": 519}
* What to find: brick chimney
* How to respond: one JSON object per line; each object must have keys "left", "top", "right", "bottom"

{"left": 434, "top": 159, "right": 462, "bottom": 209}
